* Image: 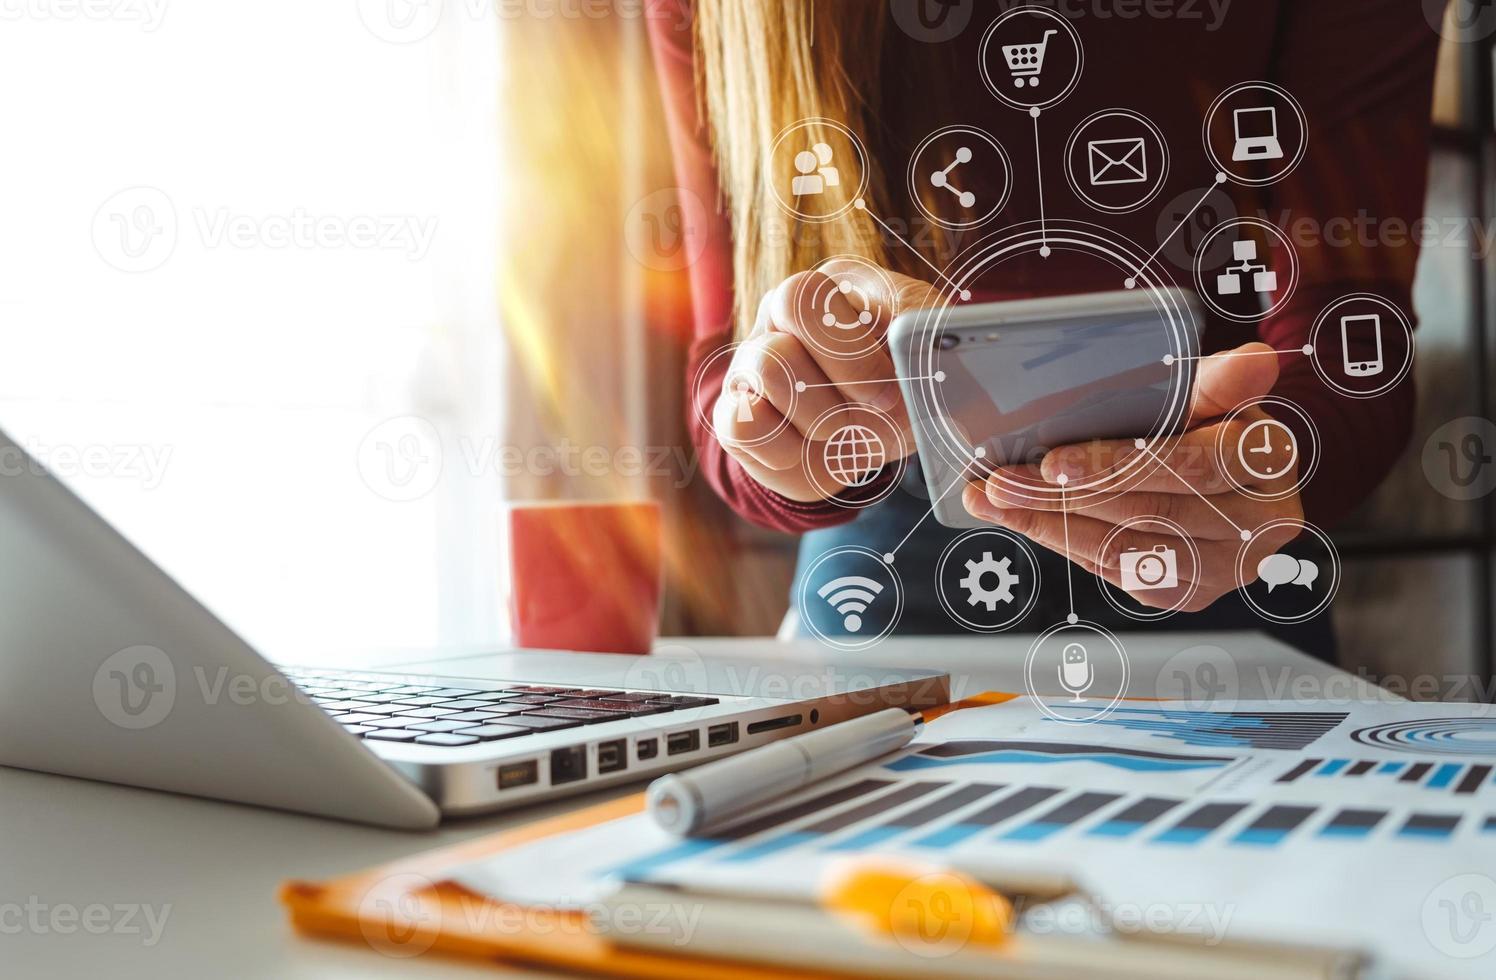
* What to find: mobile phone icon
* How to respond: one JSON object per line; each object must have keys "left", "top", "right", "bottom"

{"left": 1340, "top": 314, "right": 1384, "bottom": 378}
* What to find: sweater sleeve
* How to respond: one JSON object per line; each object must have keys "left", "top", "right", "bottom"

{"left": 1255, "top": 0, "right": 1439, "bottom": 527}
{"left": 646, "top": 10, "right": 887, "bottom": 533}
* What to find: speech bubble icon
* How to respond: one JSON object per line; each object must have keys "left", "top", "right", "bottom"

{"left": 1257, "top": 553, "right": 1301, "bottom": 593}
{"left": 1292, "top": 559, "right": 1319, "bottom": 590}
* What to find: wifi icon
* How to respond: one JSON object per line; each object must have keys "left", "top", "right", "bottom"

{"left": 816, "top": 575, "right": 884, "bottom": 633}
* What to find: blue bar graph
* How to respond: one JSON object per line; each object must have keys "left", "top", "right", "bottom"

{"left": 1231, "top": 805, "right": 1316, "bottom": 846}
{"left": 999, "top": 792, "right": 1121, "bottom": 843}
{"left": 1318, "top": 808, "right": 1386, "bottom": 840}
{"left": 1428, "top": 764, "right": 1463, "bottom": 790}
{"left": 911, "top": 787, "right": 1062, "bottom": 849}
{"left": 1153, "top": 803, "right": 1247, "bottom": 845}
{"left": 1087, "top": 797, "right": 1181, "bottom": 838}
{"left": 1398, "top": 813, "right": 1461, "bottom": 840}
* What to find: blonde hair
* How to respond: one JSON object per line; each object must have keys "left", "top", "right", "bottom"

{"left": 695, "top": 1, "right": 939, "bottom": 339}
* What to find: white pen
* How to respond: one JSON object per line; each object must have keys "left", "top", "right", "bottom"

{"left": 646, "top": 707, "right": 923, "bottom": 838}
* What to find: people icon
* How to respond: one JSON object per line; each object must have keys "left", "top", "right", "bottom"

{"left": 791, "top": 142, "right": 839, "bottom": 197}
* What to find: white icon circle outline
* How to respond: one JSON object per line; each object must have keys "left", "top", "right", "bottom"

{"left": 1023, "top": 620, "right": 1130, "bottom": 724}
{"left": 690, "top": 341, "right": 799, "bottom": 451}
{"left": 1096, "top": 516, "right": 1202, "bottom": 622}
{"left": 907, "top": 126, "right": 1013, "bottom": 231}
{"left": 1307, "top": 293, "right": 1416, "bottom": 399}
{"left": 1235, "top": 519, "right": 1341, "bottom": 625}
{"left": 767, "top": 117, "right": 870, "bottom": 224}
{"left": 798, "top": 546, "right": 905, "bottom": 651}
{"left": 802, "top": 403, "right": 907, "bottom": 508}
{"left": 1192, "top": 217, "right": 1300, "bottom": 323}
{"left": 791, "top": 255, "right": 897, "bottom": 361}
{"left": 1214, "top": 395, "right": 1321, "bottom": 502}
{"left": 1062, "top": 108, "right": 1171, "bottom": 214}
{"left": 1202, "top": 81, "right": 1308, "bottom": 187}
{"left": 901, "top": 220, "right": 1200, "bottom": 507}
{"left": 978, "top": 7, "right": 1084, "bottom": 111}
{"left": 935, "top": 528, "right": 1042, "bottom": 633}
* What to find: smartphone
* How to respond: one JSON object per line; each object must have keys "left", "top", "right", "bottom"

{"left": 1340, "top": 314, "right": 1384, "bottom": 378}
{"left": 890, "top": 288, "right": 1202, "bottom": 528}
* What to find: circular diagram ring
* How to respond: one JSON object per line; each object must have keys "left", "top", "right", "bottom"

{"left": 978, "top": 7, "right": 1084, "bottom": 112}
{"left": 1202, "top": 81, "right": 1308, "bottom": 187}
{"left": 791, "top": 255, "right": 898, "bottom": 361}
{"left": 1213, "top": 395, "right": 1321, "bottom": 502}
{"left": 767, "top": 117, "right": 870, "bottom": 224}
{"left": 907, "top": 126, "right": 1013, "bottom": 231}
{"left": 1023, "top": 620, "right": 1130, "bottom": 724}
{"left": 1062, "top": 108, "right": 1170, "bottom": 214}
{"left": 1095, "top": 515, "right": 1202, "bottom": 621}
{"left": 1236, "top": 519, "right": 1341, "bottom": 625}
{"left": 801, "top": 403, "right": 908, "bottom": 509}
{"left": 935, "top": 527, "right": 1042, "bottom": 632}
{"left": 690, "top": 341, "right": 799, "bottom": 451}
{"left": 798, "top": 546, "right": 904, "bottom": 651}
{"left": 1307, "top": 293, "right": 1416, "bottom": 399}
{"left": 1193, "top": 217, "right": 1299, "bottom": 323}
{"left": 900, "top": 220, "right": 1200, "bottom": 508}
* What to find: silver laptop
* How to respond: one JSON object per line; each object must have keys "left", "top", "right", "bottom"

{"left": 0, "top": 429, "right": 948, "bottom": 829}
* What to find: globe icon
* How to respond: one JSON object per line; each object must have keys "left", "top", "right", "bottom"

{"left": 823, "top": 424, "right": 886, "bottom": 487}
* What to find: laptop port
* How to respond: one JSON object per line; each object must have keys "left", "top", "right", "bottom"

{"left": 746, "top": 714, "right": 803, "bottom": 735}
{"left": 597, "top": 738, "right": 627, "bottom": 774}
{"left": 497, "top": 760, "right": 538, "bottom": 789}
{"left": 707, "top": 722, "right": 739, "bottom": 747}
{"left": 666, "top": 729, "right": 700, "bottom": 756}
{"left": 549, "top": 745, "right": 586, "bottom": 785}
{"left": 636, "top": 737, "right": 659, "bottom": 760}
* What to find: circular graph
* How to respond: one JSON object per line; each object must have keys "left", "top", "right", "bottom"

{"left": 1351, "top": 718, "right": 1496, "bottom": 757}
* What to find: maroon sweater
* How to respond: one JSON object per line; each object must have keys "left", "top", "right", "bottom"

{"left": 648, "top": 2, "right": 1440, "bottom": 533}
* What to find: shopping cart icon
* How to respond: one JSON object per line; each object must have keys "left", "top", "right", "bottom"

{"left": 1002, "top": 29, "right": 1058, "bottom": 88}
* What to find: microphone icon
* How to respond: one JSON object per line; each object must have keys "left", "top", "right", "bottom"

{"left": 1058, "top": 642, "right": 1093, "bottom": 703}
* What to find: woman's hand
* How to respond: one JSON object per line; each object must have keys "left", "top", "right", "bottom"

{"left": 713, "top": 260, "right": 939, "bottom": 502}
{"left": 963, "top": 343, "right": 1305, "bottom": 612}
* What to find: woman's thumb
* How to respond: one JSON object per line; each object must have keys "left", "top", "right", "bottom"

{"left": 1188, "top": 342, "right": 1281, "bottom": 423}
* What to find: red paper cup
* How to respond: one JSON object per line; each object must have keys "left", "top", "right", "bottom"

{"left": 506, "top": 500, "right": 662, "bottom": 655}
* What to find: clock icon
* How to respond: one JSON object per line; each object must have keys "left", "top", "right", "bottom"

{"left": 1237, "top": 419, "right": 1298, "bottom": 482}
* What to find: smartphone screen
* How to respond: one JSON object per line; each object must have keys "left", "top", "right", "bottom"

{"left": 933, "top": 310, "right": 1183, "bottom": 469}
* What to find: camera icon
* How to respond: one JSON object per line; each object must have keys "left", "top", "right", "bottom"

{"left": 1120, "top": 545, "right": 1179, "bottom": 592}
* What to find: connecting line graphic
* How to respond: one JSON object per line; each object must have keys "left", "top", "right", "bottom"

{"left": 857, "top": 201, "right": 972, "bottom": 301}
{"left": 1163, "top": 346, "right": 1312, "bottom": 366}
{"left": 1137, "top": 442, "right": 1252, "bottom": 542}
{"left": 796, "top": 373, "right": 944, "bottom": 392}
{"left": 1031, "top": 109, "right": 1049, "bottom": 255}
{"left": 1125, "top": 174, "right": 1227, "bottom": 290}
{"left": 883, "top": 452, "right": 986, "bottom": 564}
{"left": 1058, "top": 478, "right": 1076, "bottom": 623}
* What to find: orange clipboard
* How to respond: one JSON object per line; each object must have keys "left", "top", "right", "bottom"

{"left": 278, "top": 694, "right": 1016, "bottom": 977}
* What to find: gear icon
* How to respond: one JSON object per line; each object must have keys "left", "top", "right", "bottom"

{"left": 959, "top": 552, "right": 1019, "bottom": 611}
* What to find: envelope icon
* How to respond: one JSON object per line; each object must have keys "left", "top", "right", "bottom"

{"left": 1087, "top": 137, "right": 1147, "bottom": 186}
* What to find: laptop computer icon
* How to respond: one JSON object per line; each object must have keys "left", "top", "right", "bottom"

{"left": 1232, "top": 106, "right": 1284, "bottom": 162}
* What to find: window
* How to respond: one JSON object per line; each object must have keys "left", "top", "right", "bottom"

{"left": 0, "top": 5, "right": 503, "bottom": 658}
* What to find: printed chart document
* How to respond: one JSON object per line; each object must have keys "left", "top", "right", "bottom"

{"left": 457, "top": 697, "right": 1496, "bottom": 979}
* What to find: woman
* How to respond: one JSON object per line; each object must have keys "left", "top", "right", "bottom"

{"left": 648, "top": 2, "right": 1440, "bottom": 657}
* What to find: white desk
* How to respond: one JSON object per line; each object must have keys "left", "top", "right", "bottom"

{"left": 2, "top": 632, "right": 1390, "bottom": 979}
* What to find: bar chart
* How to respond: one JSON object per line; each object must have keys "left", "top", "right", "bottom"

{"left": 1041, "top": 705, "right": 1348, "bottom": 750}
{"left": 1275, "top": 756, "right": 1495, "bottom": 794}
{"left": 886, "top": 739, "right": 1238, "bottom": 774}
{"left": 613, "top": 776, "right": 1496, "bottom": 881}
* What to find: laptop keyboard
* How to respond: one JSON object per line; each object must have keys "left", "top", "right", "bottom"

{"left": 280, "top": 667, "right": 719, "bottom": 748}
